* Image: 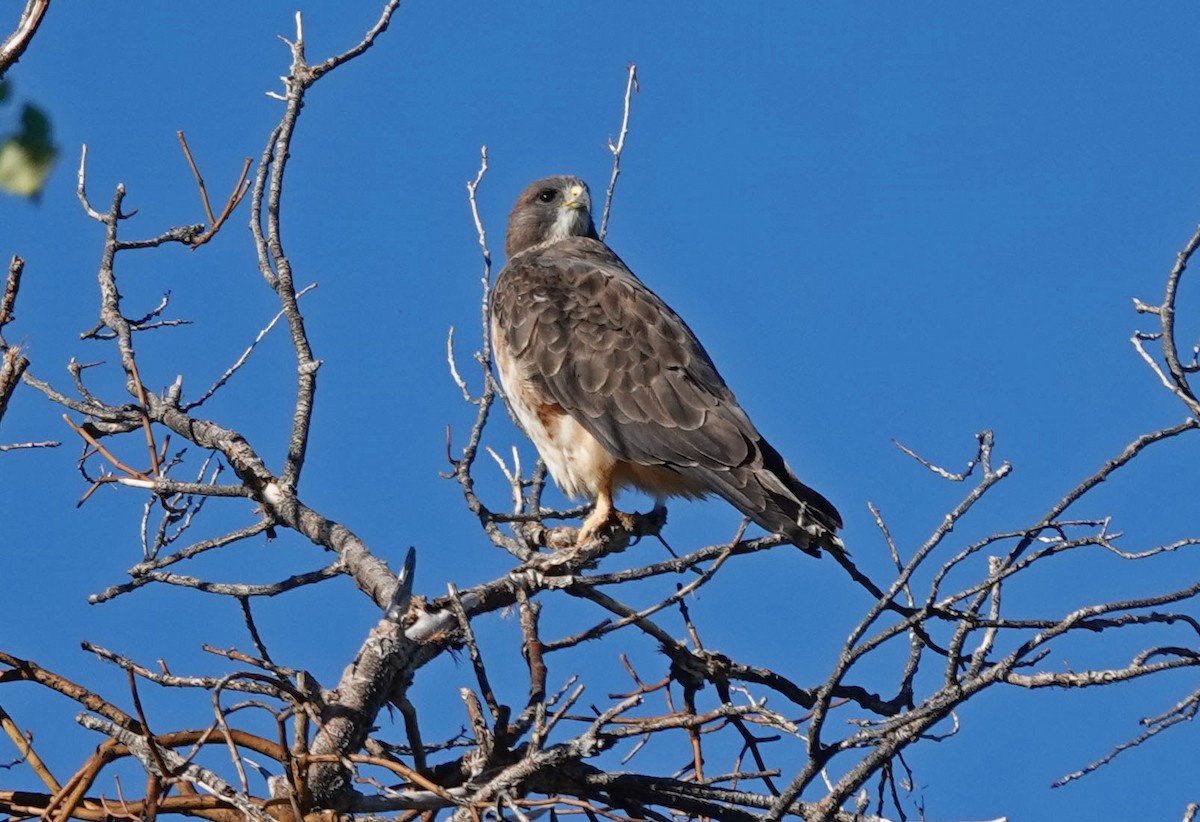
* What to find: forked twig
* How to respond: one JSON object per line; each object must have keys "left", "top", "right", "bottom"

{"left": 177, "top": 131, "right": 253, "bottom": 248}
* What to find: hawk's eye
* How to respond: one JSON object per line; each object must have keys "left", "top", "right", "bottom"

{"left": 537, "top": 189, "right": 557, "bottom": 203}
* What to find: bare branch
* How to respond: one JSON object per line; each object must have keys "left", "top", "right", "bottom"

{"left": 600, "top": 64, "right": 638, "bottom": 240}
{"left": 77, "top": 715, "right": 272, "bottom": 821}
{"left": 0, "top": 0, "right": 49, "bottom": 78}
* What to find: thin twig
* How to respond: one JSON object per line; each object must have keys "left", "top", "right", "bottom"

{"left": 177, "top": 131, "right": 217, "bottom": 225}
{"left": 600, "top": 64, "right": 638, "bottom": 240}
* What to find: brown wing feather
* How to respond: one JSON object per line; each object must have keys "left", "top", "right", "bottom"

{"left": 491, "top": 236, "right": 842, "bottom": 543}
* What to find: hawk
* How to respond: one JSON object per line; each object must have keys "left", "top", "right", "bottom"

{"left": 490, "top": 175, "right": 842, "bottom": 554}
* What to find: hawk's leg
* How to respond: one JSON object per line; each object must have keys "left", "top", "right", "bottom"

{"left": 577, "top": 471, "right": 640, "bottom": 545}
{"left": 577, "top": 483, "right": 615, "bottom": 545}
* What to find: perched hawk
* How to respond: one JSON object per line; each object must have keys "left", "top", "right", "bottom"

{"left": 490, "top": 175, "right": 842, "bottom": 554}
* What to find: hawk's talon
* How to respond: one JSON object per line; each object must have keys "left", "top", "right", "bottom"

{"left": 575, "top": 505, "right": 666, "bottom": 548}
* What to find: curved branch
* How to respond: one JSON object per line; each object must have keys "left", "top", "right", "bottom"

{"left": 0, "top": 0, "right": 49, "bottom": 78}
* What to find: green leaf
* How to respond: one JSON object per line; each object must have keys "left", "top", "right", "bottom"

{"left": 0, "top": 135, "right": 57, "bottom": 197}
{"left": 0, "top": 102, "right": 57, "bottom": 197}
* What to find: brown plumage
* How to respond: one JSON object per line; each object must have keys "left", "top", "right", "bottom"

{"left": 490, "top": 175, "right": 842, "bottom": 554}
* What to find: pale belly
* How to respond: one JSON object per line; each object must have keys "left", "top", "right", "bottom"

{"left": 493, "top": 336, "right": 615, "bottom": 499}
{"left": 493, "top": 322, "right": 710, "bottom": 504}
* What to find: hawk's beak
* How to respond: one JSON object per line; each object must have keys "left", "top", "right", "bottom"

{"left": 563, "top": 185, "right": 588, "bottom": 210}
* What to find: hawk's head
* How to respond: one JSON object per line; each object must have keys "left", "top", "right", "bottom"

{"left": 505, "top": 175, "right": 599, "bottom": 259}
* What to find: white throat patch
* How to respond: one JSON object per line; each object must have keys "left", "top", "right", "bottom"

{"left": 547, "top": 205, "right": 588, "bottom": 244}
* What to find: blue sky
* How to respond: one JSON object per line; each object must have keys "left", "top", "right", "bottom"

{"left": 3, "top": 4, "right": 1200, "bottom": 820}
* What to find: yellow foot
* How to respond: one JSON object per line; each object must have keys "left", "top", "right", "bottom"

{"left": 576, "top": 506, "right": 639, "bottom": 545}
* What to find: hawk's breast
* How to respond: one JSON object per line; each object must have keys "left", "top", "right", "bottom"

{"left": 492, "top": 317, "right": 617, "bottom": 500}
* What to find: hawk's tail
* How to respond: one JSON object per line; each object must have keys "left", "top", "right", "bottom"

{"left": 749, "top": 437, "right": 844, "bottom": 558}
{"left": 782, "top": 511, "right": 846, "bottom": 558}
